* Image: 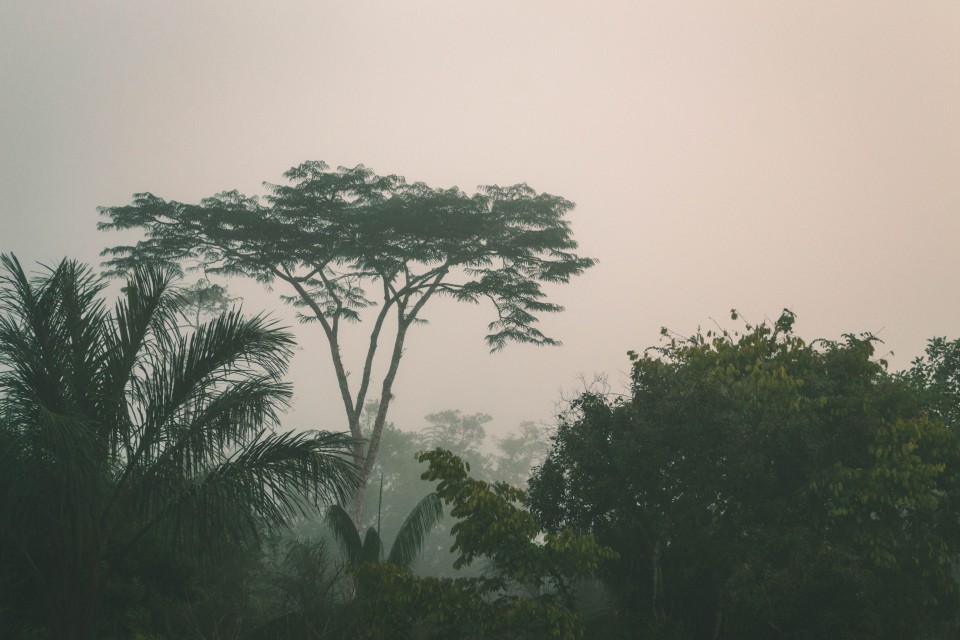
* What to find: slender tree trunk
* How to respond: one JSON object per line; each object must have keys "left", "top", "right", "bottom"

{"left": 350, "top": 472, "right": 366, "bottom": 530}
{"left": 349, "top": 322, "right": 410, "bottom": 527}
{"left": 346, "top": 406, "right": 366, "bottom": 527}
{"left": 652, "top": 521, "right": 666, "bottom": 624}
{"left": 284, "top": 267, "right": 445, "bottom": 530}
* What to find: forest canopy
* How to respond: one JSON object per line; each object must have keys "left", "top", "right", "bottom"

{"left": 2, "top": 252, "right": 959, "bottom": 638}
{"left": 528, "top": 310, "right": 960, "bottom": 639}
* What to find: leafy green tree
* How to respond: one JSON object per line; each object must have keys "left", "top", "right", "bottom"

{"left": 909, "top": 335, "right": 960, "bottom": 425}
{"left": 528, "top": 311, "right": 960, "bottom": 639}
{"left": 98, "top": 161, "right": 595, "bottom": 523}
{"left": 0, "top": 256, "right": 357, "bottom": 640}
{"left": 351, "top": 449, "right": 613, "bottom": 640}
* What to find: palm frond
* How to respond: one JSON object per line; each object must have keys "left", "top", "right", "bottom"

{"left": 228, "top": 430, "right": 355, "bottom": 514}
{"left": 0, "top": 257, "right": 110, "bottom": 528}
{"left": 0, "top": 257, "right": 107, "bottom": 422}
{"left": 130, "top": 311, "right": 296, "bottom": 468}
{"left": 386, "top": 492, "right": 443, "bottom": 567}
{"left": 101, "top": 266, "right": 182, "bottom": 456}
{"left": 326, "top": 503, "right": 362, "bottom": 562}
{"left": 184, "top": 310, "right": 295, "bottom": 381}
{"left": 154, "top": 429, "right": 358, "bottom": 551}
{"left": 360, "top": 528, "right": 383, "bottom": 565}
{"left": 0, "top": 407, "right": 105, "bottom": 539}
{"left": 143, "top": 377, "right": 293, "bottom": 479}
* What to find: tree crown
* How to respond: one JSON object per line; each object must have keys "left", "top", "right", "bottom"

{"left": 99, "top": 161, "right": 595, "bottom": 351}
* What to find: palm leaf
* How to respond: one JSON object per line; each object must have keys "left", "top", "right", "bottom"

{"left": 0, "top": 257, "right": 109, "bottom": 524}
{"left": 360, "top": 528, "right": 383, "bottom": 565}
{"left": 147, "top": 376, "right": 292, "bottom": 478}
{"left": 150, "top": 429, "right": 358, "bottom": 552}
{"left": 0, "top": 257, "right": 106, "bottom": 422}
{"left": 126, "top": 311, "right": 296, "bottom": 475}
{"left": 101, "top": 266, "right": 182, "bottom": 459}
{"left": 326, "top": 503, "right": 362, "bottom": 562}
{"left": 386, "top": 492, "right": 443, "bottom": 567}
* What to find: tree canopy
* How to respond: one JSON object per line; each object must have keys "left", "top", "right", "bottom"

{"left": 528, "top": 311, "right": 960, "bottom": 639}
{"left": 99, "top": 161, "right": 594, "bottom": 522}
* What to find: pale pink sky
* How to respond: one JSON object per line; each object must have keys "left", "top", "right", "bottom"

{"left": 3, "top": 1, "right": 959, "bottom": 437}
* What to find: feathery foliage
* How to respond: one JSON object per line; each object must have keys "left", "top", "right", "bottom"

{"left": 0, "top": 255, "right": 357, "bottom": 640}
{"left": 98, "top": 161, "right": 594, "bottom": 525}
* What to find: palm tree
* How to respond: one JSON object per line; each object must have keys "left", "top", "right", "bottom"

{"left": 0, "top": 256, "right": 358, "bottom": 640}
{"left": 326, "top": 493, "right": 443, "bottom": 569}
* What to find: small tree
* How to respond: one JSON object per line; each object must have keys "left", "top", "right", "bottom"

{"left": 179, "top": 277, "right": 237, "bottom": 329}
{"left": 421, "top": 409, "right": 492, "bottom": 475}
{"left": 99, "top": 161, "right": 594, "bottom": 523}
{"left": 495, "top": 421, "right": 549, "bottom": 487}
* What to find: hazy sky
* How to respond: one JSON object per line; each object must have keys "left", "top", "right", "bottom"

{"left": 3, "top": 1, "right": 959, "bottom": 439}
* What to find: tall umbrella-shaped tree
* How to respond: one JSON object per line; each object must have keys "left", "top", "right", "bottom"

{"left": 0, "top": 256, "right": 357, "bottom": 640}
{"left": 98, "top": 161, "right": 595, "bottom": 525}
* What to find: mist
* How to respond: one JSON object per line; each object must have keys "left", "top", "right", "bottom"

{"left": 3, "top": 2, "right": 958, "bottom": 439}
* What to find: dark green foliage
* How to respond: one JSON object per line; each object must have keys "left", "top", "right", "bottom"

{"left": 0, "top": 255, "right": 357, "bottom": 640}
{"left": 357, "top": 405, "right": 550, "bottom": 579}
{"left": 910, "top": 336, "right": 960, "bottom": 426}
{"left": 528, "top": 311, "right": 960, "bottom": 639}
{"left": 352, "top": 566, "right": 584, "bottom": 640}
{"left": 350, "top": 449, "right": 613, "bottom": 640}
{"left": 248, "top": 535, "right": 354, "bottom": 640}
{"left": 98, "top": 163, "right": 594, "bottom": 352}
{"left": 327, "top": 493, "right": 443, "bottom": 569}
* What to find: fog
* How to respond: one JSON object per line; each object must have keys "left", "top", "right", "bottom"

{"left": 3, "top": 1, "right": 959, "bottom": 438}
